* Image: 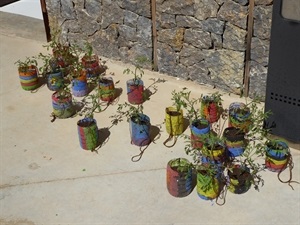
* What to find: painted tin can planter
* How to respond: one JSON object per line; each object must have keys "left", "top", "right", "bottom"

{"left": 126, "top": 79, "right": 144, "bottom": 105}
{"left": 165, "top": 107, "right": 184, "bottom": 136}
{"left": 223, "top": 127, "right": 246, "bottom": 157}
{"left": 130, "top": 114, "right": 151, "bottom": 146}
{"left": 47, "top": 71, "right": 64, "bottom": 91}
{"left": 77, "top": 117, "right": 99, "bottom": 151}
{"left": 52, "top": 92, "right": 75, "bottom": 119}
{"left": 99, "top": 77, "right": 115, "bottom": 102}
{"left": 227, "top": 165, "right": 252, "bottom": 194}
{"left": 164, "top": 107, "right": 184, "bottom": 147}
{"left": 200, "top": 96, "right": 222, "bottom": 123}
{"left": 190, "top": 119, "right": 210, "bottom": 149}
{"left": 202, "top": 142, "right": 226, "bottom": 162}
{"left": 197, "top": 169, "right": 221, "bottom": 200}
{"left": 228, "top": 102, "right": 251, "bottom": 133}
{"left": 72, "top": 74, "right": 88, "bottom": 97}
{"left": 166, "top": 158, "right": 194, "bottom": 198}
{"left": 82, "top": 55, "right": 102, "bottom": 78}
{"left": 18, "top": 65, "right": 39, "bottom": 91}
{"left": 265, "top": 140, "right": 289, "bottom": 172}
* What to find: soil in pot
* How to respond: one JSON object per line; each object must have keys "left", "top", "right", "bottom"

{"left": 130, "top": 114, "right": 151, "bottom": 146}
{"left": 227, "top": 165, "right": 252, "bottom": 194}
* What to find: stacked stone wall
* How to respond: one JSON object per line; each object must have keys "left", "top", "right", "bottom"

{"left": 45, "top": 0, "right": 272, "bottom": 98}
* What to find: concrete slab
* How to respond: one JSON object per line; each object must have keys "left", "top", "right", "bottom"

{"left": 0, "top": 12, "right": 299, "bottom": 225}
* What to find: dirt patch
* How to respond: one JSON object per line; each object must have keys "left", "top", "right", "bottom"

{"left": 0, "top": 218, "right": 35, "bottom": 225}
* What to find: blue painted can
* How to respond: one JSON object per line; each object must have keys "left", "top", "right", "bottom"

{"left": 130, "top": 114, "right": 151, "bottom": 146}
{"left": 72, "top": 79, "right": 88, "bottom": 97}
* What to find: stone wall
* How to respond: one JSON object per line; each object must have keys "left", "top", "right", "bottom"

{"left": 45, "top": 0, "right": 273, "bottom": 98}
{"left": 249, "top": 0, "right": 273, "bottom": 98}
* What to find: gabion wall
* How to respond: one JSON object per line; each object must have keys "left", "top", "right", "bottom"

{"left": 45, "top": 0, "right": 273, "bottom": 98}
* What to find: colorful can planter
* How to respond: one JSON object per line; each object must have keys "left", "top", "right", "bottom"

{"left": 72, "top": 75, "right": 88, "bottom": 97}
{"left": 197, "top": 169, "right": 222, "bottom": 200}
{"left": 166, "top": 158, "right": 194, "bottom": 198}
{"left": 265, "top": 156, "right": 288, "bottom": 172}
{"left": 129, "top": 114, "right": 151, "bottom": 146}
{"left": 82, "top": 55, "right": 102, "bottom": 78}
{"left": 200, "top": 96, "right": 222, "bottom": 123}
{"left": 265, "top": 140, "right": 289, "bottom": 172}
{"left": 126, "top": 79, "right": 144, "bottom": 105}
{"left": 190, "top": 119, "right": 210, "bottom": 149}
{"left": 99, "top": 77, "right": 115, "bottom": 102}
{"left": 227, "top": 165, "right": 252, "bottom": 194}
{"left": 223, "top": 127, "right": 246, "bottom": 157}
{"left": 165, "top": 107, "right": 184, "bottom": 136}
{"left": 228, "top": 102, "right": 251, "bottom": 133}
{"left": 52, "top": 92, "right": 75, "bottom": 119}
{"left": 18, "top": 65, "right": 39, "bottom": 91}
{"left": 202, "top": 142, "right": 226, "bottom": 162}
{"left": 77, "top": 117, "right": 99, "bottom": 151}
{"left": 46, "top": 71, "right": 64, "bottom": 91}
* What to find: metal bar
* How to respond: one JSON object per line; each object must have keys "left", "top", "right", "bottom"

{"left": 151, "top": 0, "right": 158, "bottom": 71}
{"left": 40, "top": 0, "right": 51, "bottom": 42}
{"left": 243, "top": 0, "right": 255, "bottom": 97}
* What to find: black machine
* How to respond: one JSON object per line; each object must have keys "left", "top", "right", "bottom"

{"left": 265, "top": 0, "right": 300, "bottom": 142}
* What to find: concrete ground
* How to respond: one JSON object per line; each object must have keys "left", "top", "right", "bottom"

{"left": 0, "top": 12, "right": 299, "bottom": 225}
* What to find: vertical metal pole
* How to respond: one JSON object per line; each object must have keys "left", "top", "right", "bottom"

{"left": 40, "top": 0, "right": 51, "bottom": 42}
{"left": 243, "top": 0, "right": 255, "bottom": 97}
{"left": 151, "top": 0, "right": 158, "bottom": 71}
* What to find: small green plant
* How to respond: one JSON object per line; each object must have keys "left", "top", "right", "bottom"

{"left": 14, "top": 57, "right": 38, "bottom": 72}
{"left": 37, "top": 53, "right": 60, "bottom": 76}
{"left": 123, "top": 56, "right": 149, "bottom": 84}
{"left": 171, "top": 87, "right": 202, "bottom": 123}
{"left": 110, "top": 102, "right": 144, "bottom": 126}
{"left": 169, "top": 158, "right": 193, "bottom": 173}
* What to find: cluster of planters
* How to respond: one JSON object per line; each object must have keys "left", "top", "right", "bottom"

{"left": 165, "top": 88, "right": 298, "bottom": 204}
{"left": 15, "top": 34, "right": 297, "bottom": 204}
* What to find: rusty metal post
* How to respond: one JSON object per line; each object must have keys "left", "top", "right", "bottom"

{"left": 151, "top": 0, "right": 158, "bottom": 71}
{"left": 40, "top": 0, "right": 51, "bottom": 42}
{"left": 243, "top": 0, "right": 255, "bottom": 97}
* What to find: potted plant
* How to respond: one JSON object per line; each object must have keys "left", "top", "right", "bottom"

{"left": 51, "top": 85, "right": 75, "bottom": 120}
{"left": 200, "top": 92, "right": 223, "bottom": 124}
{"left": 124, "top": 56, "right": 148, "bottom": 105}
{"left": 223, "top": 127, "right": 247, "bottom": 157}
{"left": 196, "top": 163, "right": 224, "bottom": 200}
{"left": 265, "top": 139, "right": 290, "bottom": 172}
{"left": 163, "top": 88, "right": 186, "bottom": 147}
{"left": 14, "top": 57, "right": 39, "bottom": 91}
{"left": 44, "top": 29, "right": 77, "bottom": 76}
{"left": 98, "top": 74, "right": 116, "bottom": 103}
{"left": 69, "top": 63, "right": 88, "bottom": 97}
{"left": 110, "top": 102, "right": 151, "bottom": 146}
{"left": 228, "top": 102, "right": 252, "bottom": 133}
{"left": 166, "top": 158, "right": 194, "bottom": 197}
{"left": 37, "top": 53, "right": 64, "bottom": 91}
{"left": 81, "top": 42, "right": 102, "bottom": 78}
{"left": 227, "top": 163, "right": 252, "bottom": 194}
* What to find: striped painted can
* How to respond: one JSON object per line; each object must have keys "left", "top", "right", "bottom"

{"left": 197, "top": 170, "right": 221, "bottom": 200}
{"left": 166, "top": 158, "right": 193, "bottom": 198}
{"left": 18, "top": 66, "right": 39, "bottom": 91}
{"left": 72, "top": 74, "right": 88, "bottom": 97}
{"left": 129, "top": 114, "right": 151, "bottom": 146}
{"left": 52, "top": 92, "right": 75, "bottom": 119}
{"left": 77, "top": 118, "right": 99, "bottom": 151}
